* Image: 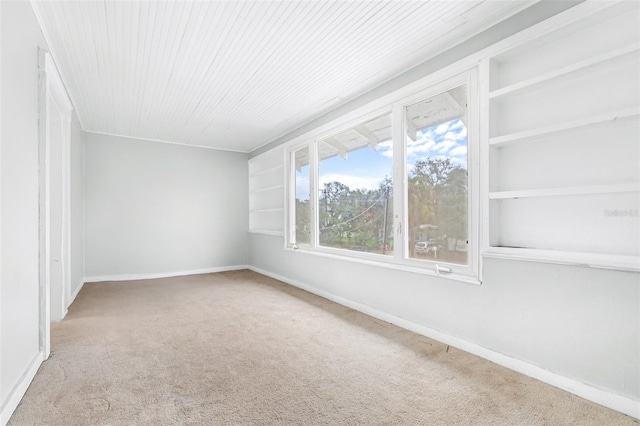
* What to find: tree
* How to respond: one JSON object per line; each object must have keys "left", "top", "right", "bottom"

{"left": 318, "top": 177, "right": 393, "bottom": 253}
{"left": 319, "top": 181, "right": 353, "bottom": 247}
{"left": 408, "top": 158, "right": 467, "bottom": 249}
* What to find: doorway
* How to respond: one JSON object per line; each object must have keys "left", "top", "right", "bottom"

{"left": 38, "top": 51, "right": 72, "bottom": 358}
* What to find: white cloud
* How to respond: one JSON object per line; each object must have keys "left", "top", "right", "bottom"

{"left": 434, "top": 122, "right": 450, "bottom": 135}
{"left": 444, "top": 127, "right": 467, "bottom": 141}
{"left": 449, "top": 146, "right": 467, "bottom": 156}
{"left": 450, "top": 120, "right": 465, "bottom": 131}
{"left": 435, "top": 139, "right": 457, "bottom": 154}
{"left": 378, "top": 140, "right": 393, "bottom": 158}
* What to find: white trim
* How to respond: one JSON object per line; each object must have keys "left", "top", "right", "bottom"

{"left": 84, "top": 265, "right": 249, "bottom": 283}
{"left": 83, "top": 130, "right": 248, "bottom": 154}
{"left": 249, "top": 184, "right": 284, "bottom": 194}
{"left": 0, "top": 2, "right": 3, "bottom": 417}
{"left": 489, "top": 183, "right": 639, "bottom": 200}
{"left": 248, "top": 230, "right": 285, "bottom": 237}
{"left": 288, "top": 243, "right": 481, "bottom": 286}
{"left": 68, "top": 280, "right": 85, "bottom": 307}
{"left": 247, "top": 265, "right": 640, "bottom": 420}
{"left": 488, "top": 108, "right": 639, "bottom": 147}
{"left": 0, "top": 351, "right": 44, "bottom": 426}
{"left": 483, "top": 248, "right": 640, "bottom": 273}
{"left": 250, "top": 208, "right": 284, "bottom": 213}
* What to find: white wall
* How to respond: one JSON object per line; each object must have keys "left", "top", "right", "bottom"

{"left": 0, "top": 0, "right": 45, "bottom": 404}
{"left": 84, "top": 133, "right": 248, "bottom": 280}
{"left": 0, "top": 0, "right": 43, "bottom": 418}
{"left": 0, "top": 5, "right": 84, "bottom": 421}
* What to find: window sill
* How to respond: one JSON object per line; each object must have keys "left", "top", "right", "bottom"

{"left": 287, "top": 246, "right": 481, "bottom": 286}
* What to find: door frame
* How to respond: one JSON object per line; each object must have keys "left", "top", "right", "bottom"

{"left": 38, "top": 50, "right": 72, "bottom": 359}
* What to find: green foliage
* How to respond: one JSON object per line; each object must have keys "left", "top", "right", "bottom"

{"left": 408, "top": 158, "right": 467, "bottom": 245}
{"left": 318, "top": 177, "right": 393, "bottom": 254}
{"left": 296, "top": 158, "right": 467, "bottom": 256}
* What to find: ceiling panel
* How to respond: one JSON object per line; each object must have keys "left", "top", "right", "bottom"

{"left": 31, "top": 0, "right": 535, "bottom": 152}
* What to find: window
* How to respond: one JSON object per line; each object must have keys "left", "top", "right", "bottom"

{"left": 405, "top": 86, "right": 468, "bottom": 266}
{"left": 318, "top": 113, "right": 393, "bottom": 255}
{"left": 286, "top": 71, "right": 478, "bottom": 281}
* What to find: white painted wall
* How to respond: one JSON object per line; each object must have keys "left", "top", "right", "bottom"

{"left": 0, "top": 4, "right": 84, "bottom": 422}
{"left": 0, "top": 0, "right": 46, "bottom": 404}
{"left": 0, "top": 2, "right": 39, "bottom": 420}
{"left": 84, "top": 133, "right": 248, "bottom": 280}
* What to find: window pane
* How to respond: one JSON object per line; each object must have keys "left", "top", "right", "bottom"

{"left": 406, "top": 85, "right": 468, "bottom": 265}
{"left": 318, "top": 113, "right": 393, "bottom": 255}
{"left": 294, "top": 147, "right": 310, "bottom": 245}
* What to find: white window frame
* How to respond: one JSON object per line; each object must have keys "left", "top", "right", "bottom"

{"left": 285, "top": 68, "right": 481, "bottom": 285}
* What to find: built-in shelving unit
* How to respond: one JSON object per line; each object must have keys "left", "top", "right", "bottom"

{"left": 483, "top": 1, "right": 640, "bottom": 271}
{"left": 248, "top": 147, "right": 285, "bottom": 236}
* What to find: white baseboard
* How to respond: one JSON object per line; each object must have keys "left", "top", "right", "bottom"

{"left": 247, "top": 265, "right": 640, "bottom": 420}
{"left": 84, "top": 265, "right": 249, "bottom": 283}
{"left": 0, "top": 351, "right": 44, "bottom": 426}
{"left": 68, "top": 279, "right": 84, "bottom": 306}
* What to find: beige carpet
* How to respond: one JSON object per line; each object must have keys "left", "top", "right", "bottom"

{"left": 9, "top": 270, "right": 636, "bottom": 425}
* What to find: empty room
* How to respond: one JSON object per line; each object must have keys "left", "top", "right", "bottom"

{"left": 1, "top": 0, "right": 639, "bottom": 424}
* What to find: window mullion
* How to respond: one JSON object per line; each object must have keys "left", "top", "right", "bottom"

{"left": 310, "top": 141, "right": 318, "bottom": 249}
{"left": 392, "top": 102, "right": 405, "bottom": 263}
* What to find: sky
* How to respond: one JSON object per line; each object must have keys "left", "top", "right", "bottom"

{"left": 296, "top": 118, "right": 467, "bottom": 201}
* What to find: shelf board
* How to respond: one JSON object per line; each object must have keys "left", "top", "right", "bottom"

{"left": 249, "top": 208, "right": 284, "bottom": 213}
{"left": 249, "top": 164, "right": 283, "bottom": 177}
{"left": 489, "top": 43, "right": 639, "bottom": 100}
{"left": 483, "top": 247, "right": 639, "bottom": 272}
{"left": 489, "top": 109, "right": 639, "bottom": 147}
{"left": 250, "top": 184, "right": 284, "bottom": 194}
{"left": 248, "top": 230, "right": 285, "bottom": 237}
{"left": 489, "top": 183, "right": 639, "bottom": 200}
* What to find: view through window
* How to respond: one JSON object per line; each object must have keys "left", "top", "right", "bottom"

{"left": 406, "top": 85, "right": 468, "bottom": 265}
{"left": 287, "top": 76, "right": 474, "bottom": 276}
{"left": 293, "top": 147, "right": 310, "bottom": 245}
{"left": 318, "top": 113, "right": 393, "bottom": 255}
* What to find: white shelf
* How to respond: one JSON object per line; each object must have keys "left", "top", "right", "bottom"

{"left": 250, "top": 208, "right": 284, "bottom": 213}
{"left": 249, "top": 164, "right": 283, "bottom": 177}
{"left": 483, "top": 247, "right": 640, "bottom": 272}
{"left": 489, "top": 183, "right": 639, "bottom": 200}
{"left": 489, "top": 108, "right": 639, "bottom": 147}
{"left": 248, "top": 230, "right": 285, "bottom": 237}
{"left": 250, "top": 184, "right": 284, "bottom": 194}
{"left": 489, "top": 43, "right": 639, "bottom": 100}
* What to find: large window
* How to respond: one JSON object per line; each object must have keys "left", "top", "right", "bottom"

{"left": 318, "top": 113, "right": 393, "bottom": 255}
{"left": 406, "top": 86, "right": 468, "bottom": 265}
{"left": 287, "top": 72, "right": 477, "bottom": 281}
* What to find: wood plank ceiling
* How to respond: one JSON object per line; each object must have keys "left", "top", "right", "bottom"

{"left": 32, "top": 0, "right": 534, "bottom": 153}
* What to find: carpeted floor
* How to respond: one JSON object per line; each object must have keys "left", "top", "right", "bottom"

{"left": 9, "top": 270, "right": 637, "bottom": 425}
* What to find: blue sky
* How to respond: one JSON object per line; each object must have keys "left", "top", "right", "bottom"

{"left": 296, "top": 118, "right": 467, "bottom": 200}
